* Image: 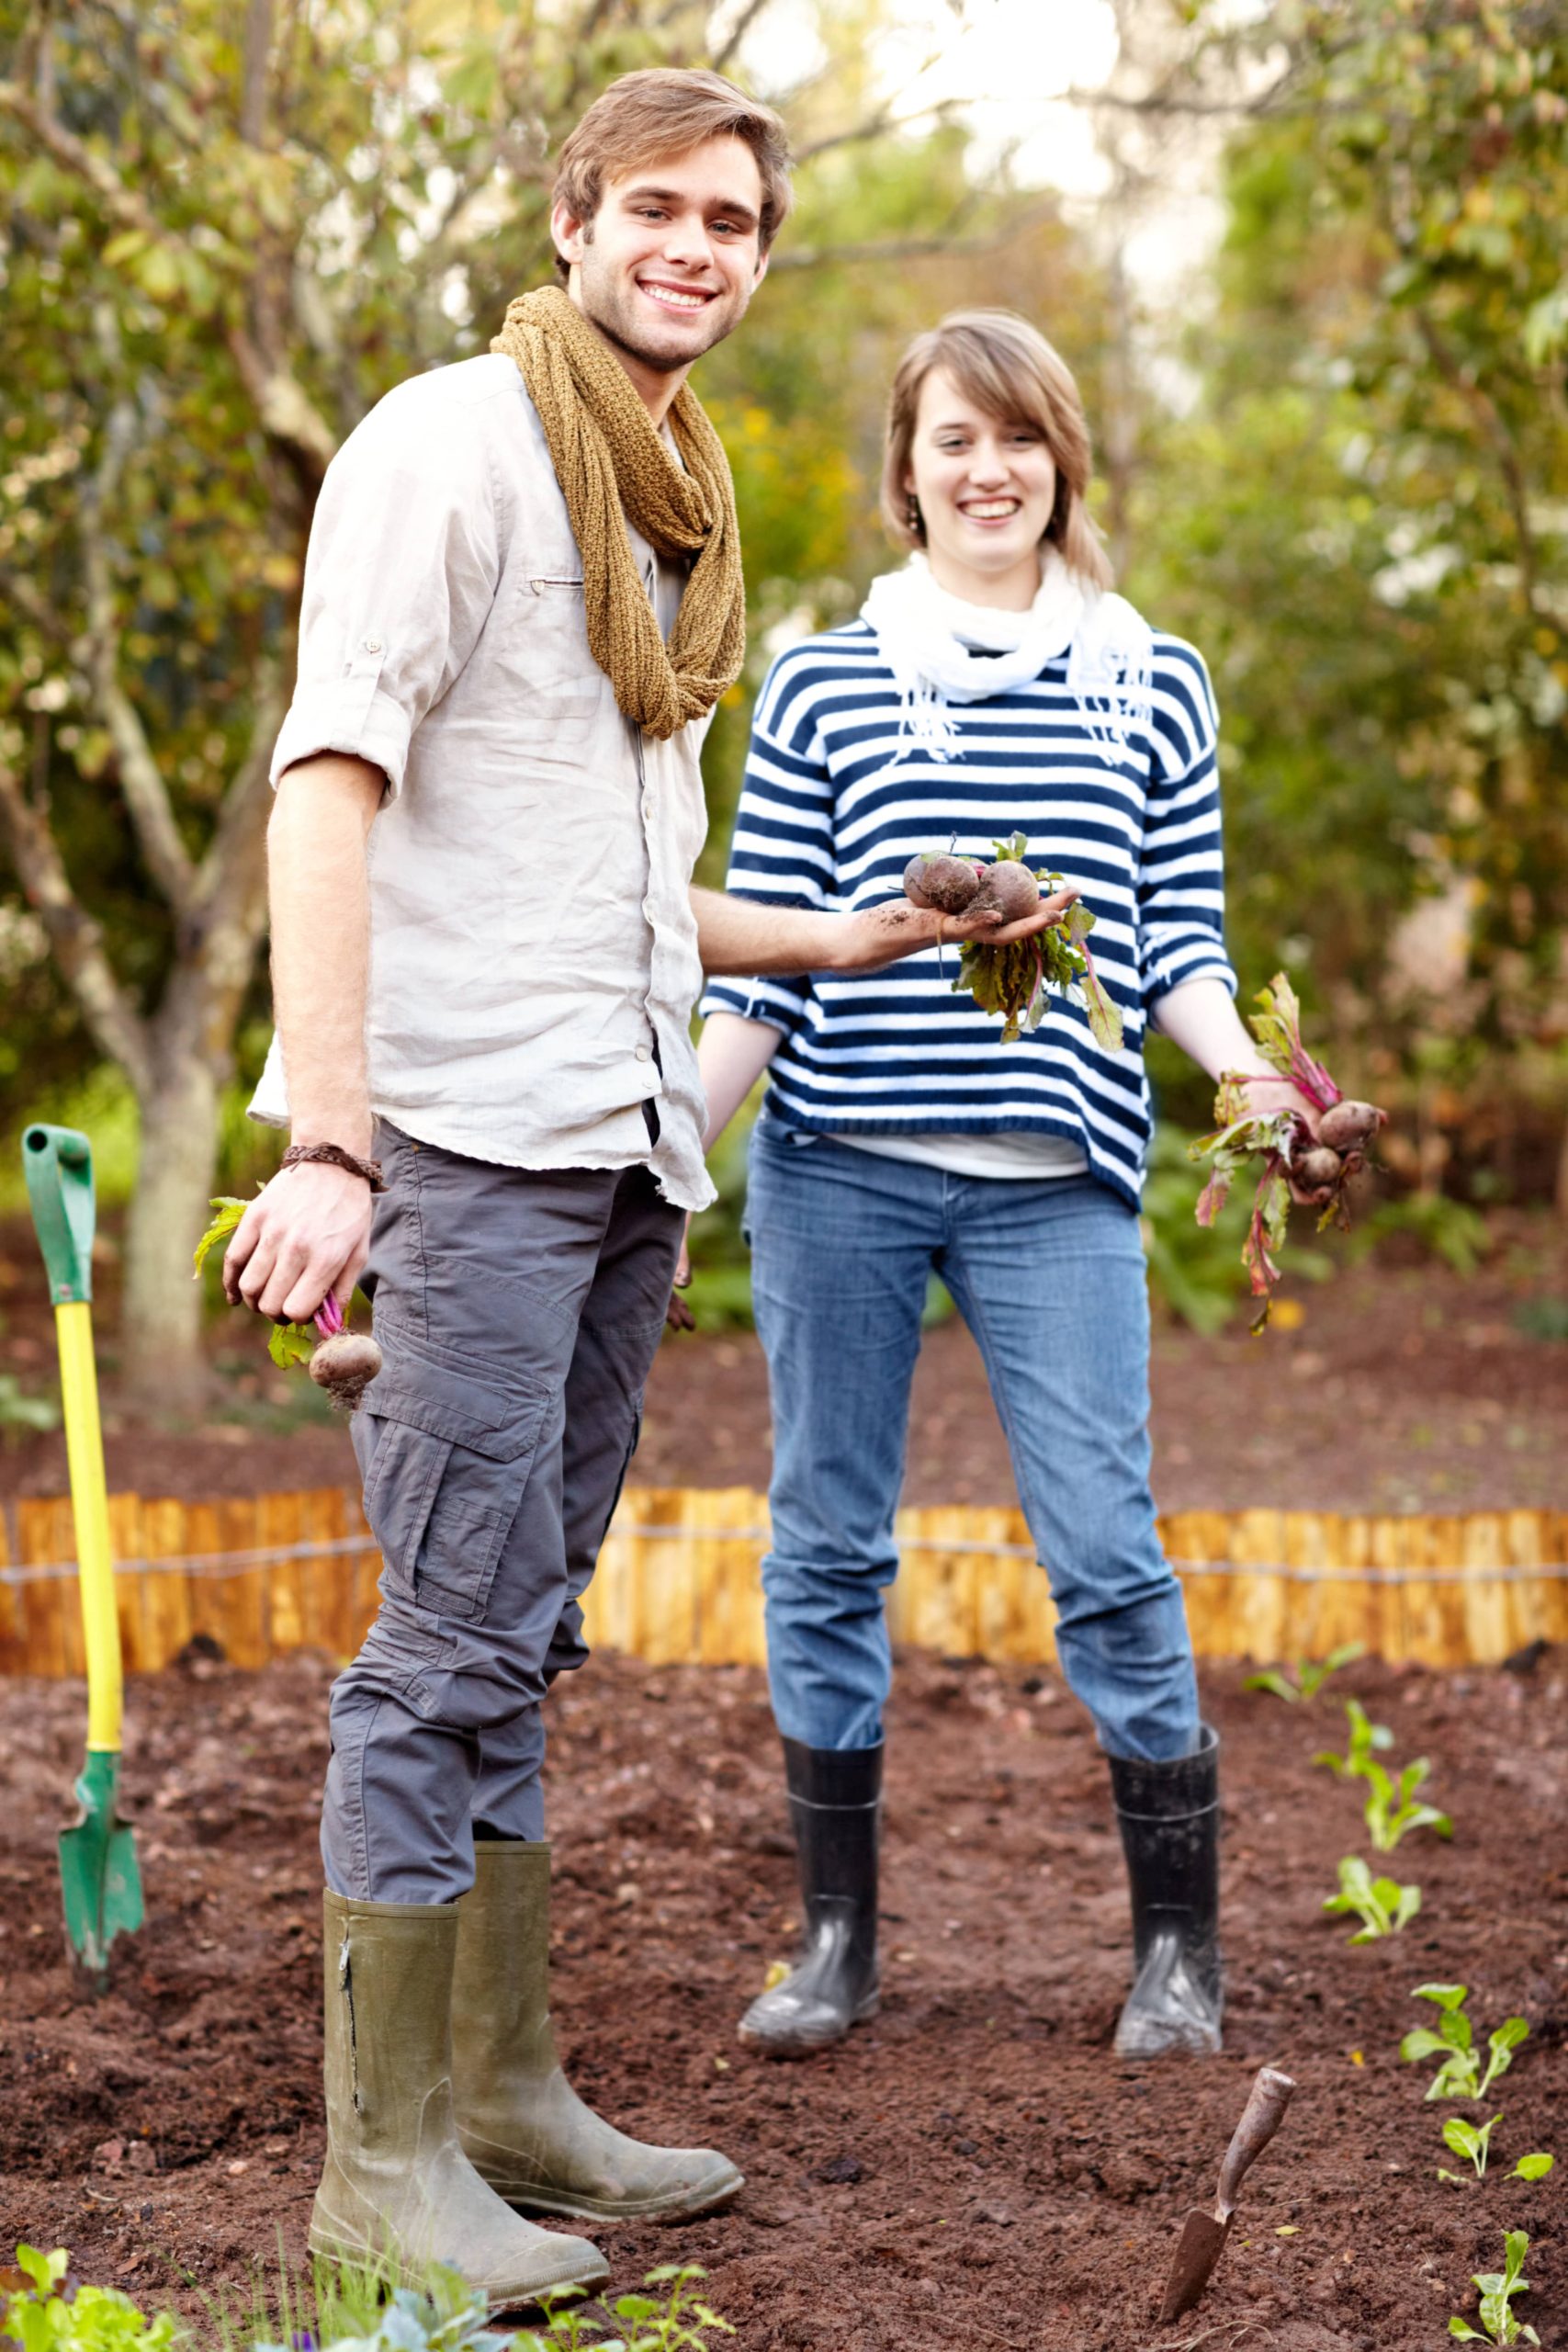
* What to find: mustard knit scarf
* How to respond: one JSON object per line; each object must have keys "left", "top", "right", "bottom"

{"left": 491, "top": 284, "right": 746, "bottom": 741}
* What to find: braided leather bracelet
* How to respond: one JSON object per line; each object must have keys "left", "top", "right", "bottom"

{"left": 279, "top": 1141, "right": 389, "bottom": 1193}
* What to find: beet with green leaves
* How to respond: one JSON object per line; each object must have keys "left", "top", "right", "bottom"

{"left": 1190, "top": 973, "right": 1388, "bottom": 1329}
{"left": 899, "top": 834, "right": 1122, "bottom": 1051}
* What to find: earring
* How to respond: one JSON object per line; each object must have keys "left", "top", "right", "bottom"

{"left": 906, "top": 492, "right": 922, "bottom": 537}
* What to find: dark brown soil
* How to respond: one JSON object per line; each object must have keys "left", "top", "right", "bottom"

{"left": 1, "top": 1648, "right": 1563, "bottom": 2350}
{"left": 1, "top": 1211, "right": 1564, "bottom": 1515}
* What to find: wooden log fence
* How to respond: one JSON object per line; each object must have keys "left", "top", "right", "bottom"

{"left": 0, "top": 1487, "right": 1564, "bottom": 1679}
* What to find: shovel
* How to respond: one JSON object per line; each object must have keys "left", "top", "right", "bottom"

{"left": 1158, "top": 2064, "right": 1294, "bottom": 2324}
{"left": 23, "top": 1122, "right": 144, "bottom": 1984}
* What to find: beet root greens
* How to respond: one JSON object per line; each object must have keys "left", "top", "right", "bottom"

{"left": 1190, "top": 973, "right": 1386, "bottom": 1329}
{"left": 902, "top": 833, "right": 1124, "bottom": 1050}
{"left": 193, "top": 1196, "right": 383, "bottom": 1410}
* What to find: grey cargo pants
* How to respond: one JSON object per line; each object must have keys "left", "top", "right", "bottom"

{"left": 321, "top": 1124, "right": 682, "bottom": 1903}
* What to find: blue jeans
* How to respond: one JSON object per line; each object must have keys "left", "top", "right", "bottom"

{"left": 746, "top": 1115, "right": 1199, "bottom": 1763}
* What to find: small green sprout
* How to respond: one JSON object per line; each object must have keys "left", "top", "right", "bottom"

{"left": 1243, "top": 1642, "right": 1366, "bottom": 1702}
{"left": 1450, "top": 2229, "right": 1540, "bottom": 2344}
{"left": 1440, "top": 2112, "right": 1503, "bottom": 2181}
{"left": 1322, "top": 1855, "right": 1420, "bottom": 1941}
{"left": 1511, "top": 2153, "right": 1554, "bottom": 2182}
{"left": 1314, "top": 1699, "right": 1451, "bottom": 1850}
{"left": 1314, "top": 1696, "right": 1395, "bottom": 1775}
{"left": 1402, "top": 1986, "right": 1529, "bottom": 2102}
{"left": 1359, "top": 1751, "right": 1452, "bottom": 1851}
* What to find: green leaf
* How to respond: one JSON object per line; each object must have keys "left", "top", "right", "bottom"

{"left": 1414, "top": 1984, "right": 1469, "bottom": 2011}
{"left": 1511, "top": 2153, "right": 1553, "bottom": 2180}
{"left": 1448, "top": 2324, "right": 1482, "bottom": 2341}
{"left": 1243, "top": 1669, "right": 1299, "bottom": 1700}
{"left": 193, "top": 1195, "right": 249, "bottom": 1275}
{"left": 266, "top": 1322, "right": 315, "bottom": 1371}
{"left": 1401, "top": 2028, "right": 1450, "bottom": 2062}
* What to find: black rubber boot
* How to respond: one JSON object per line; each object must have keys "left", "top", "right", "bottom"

{"left": 738, "top": 1739, "right": 881, "bottom": 2057}
{"left": 1107, "top": 1724, "right": 1223, "bottom": 2059}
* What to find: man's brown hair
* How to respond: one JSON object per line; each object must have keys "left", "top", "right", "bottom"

{"left": 881, "top": 309, "right": 1114, "bottom": 591}
{"left": 552, "top": 67, "right": 793, "bottom": 279}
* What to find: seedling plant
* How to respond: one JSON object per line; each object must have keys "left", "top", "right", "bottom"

{"left": 1243, "top": 1641, "right": 1365, "bottom": 1702}
{"left": 1450, "top": 2232, "right": 1540, "bottom": 2345}
{"left": 1436, "top": 2116, "right": 1553, "bottom": 2189}
{"left": 1315, "top": 1699, "right": 1451, "bottom": 1852}
{"left": 1322, "top": 1855, "right": 1420, "bottom": 1941}
{"left": 1402, "top": 1985, "right": 1529, "bottom": 2103}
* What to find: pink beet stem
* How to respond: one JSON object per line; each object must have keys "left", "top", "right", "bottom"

{"left": 314, "top": 1293, "right": 344, "bottom": 1339}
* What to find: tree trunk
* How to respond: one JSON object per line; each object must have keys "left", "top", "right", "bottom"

{"left": 121, "top": 1057, "right": 222, "bottom": 1416}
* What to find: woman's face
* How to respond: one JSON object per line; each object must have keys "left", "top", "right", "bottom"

{"left": 905, "top": 368, "right": 1057, "bottom": 598}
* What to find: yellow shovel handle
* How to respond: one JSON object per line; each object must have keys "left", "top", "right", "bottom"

{"left": 55, "top": 1300, "right": 122, "bottom": 1752}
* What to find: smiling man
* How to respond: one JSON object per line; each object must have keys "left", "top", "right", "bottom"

{"left": 224, "top": 66, "right": 1061, "bottom": 2312}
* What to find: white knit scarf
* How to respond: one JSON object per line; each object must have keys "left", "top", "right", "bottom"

{"left": 861, "top": 548, "right": 1154, "bottom": 763}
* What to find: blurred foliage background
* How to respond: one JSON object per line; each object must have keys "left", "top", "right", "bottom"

{"left": 0, "top": 0, "right": 1564, "bottom": 1380}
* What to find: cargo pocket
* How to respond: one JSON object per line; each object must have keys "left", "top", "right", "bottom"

{"left": 358, "top": 1341, "right": 552, "bottom": 1623}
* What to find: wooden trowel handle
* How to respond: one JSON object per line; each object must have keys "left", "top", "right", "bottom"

{"left": 1215, "top": 2067, "right": 1294, "bottom": 2219}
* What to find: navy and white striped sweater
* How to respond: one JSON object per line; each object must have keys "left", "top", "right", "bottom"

{"left": 701, "top": 617, "right": 1236, "bottom": 1209}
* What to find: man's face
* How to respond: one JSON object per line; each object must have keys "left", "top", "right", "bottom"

{"left": 553, "top": 135, "right": 769, "bottom": 379}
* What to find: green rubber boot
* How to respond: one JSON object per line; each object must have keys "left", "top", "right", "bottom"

{"left": 309, "top": 1892, "right": 609, "bottom": 2306}
{"left": 452, "top": 1841, "right": 742, "bottom": 2222}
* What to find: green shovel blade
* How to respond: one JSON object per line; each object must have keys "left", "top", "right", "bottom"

{"left": 59, "top": 1748, "right": 143, "bottom": 1981}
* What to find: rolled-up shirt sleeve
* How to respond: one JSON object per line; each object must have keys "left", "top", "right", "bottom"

{"left": 1137, "top": 638, "right": 1238, "bottom": 1013}
{"left": 270, "top": 380, "right": 502, "bottom": 798}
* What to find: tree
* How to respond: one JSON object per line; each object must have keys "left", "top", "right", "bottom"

{"left": 0, "top": 0, "right": 1067, "bottom": 1399}
{"left": 1126, "top": 0, "right": 1568, "bottom": 1192}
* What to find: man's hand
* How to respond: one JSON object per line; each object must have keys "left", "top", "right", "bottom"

{"left": 830, "top": 883, "right": 1081, "bottom": 974}
{"left": 223, "top": 1161, "right": 374, "bottom": 1324}
{"left": 666, "top": 1212, "right": 695, "bottom": 1330}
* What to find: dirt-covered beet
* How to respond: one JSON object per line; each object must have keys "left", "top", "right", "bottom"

{"left": 1, "top": 1649, "right": 1562, "bottom": 2351}
{"left": 308, "top": 1331, "right": 382, "bottom": 1412}
{"left": 963, "top": 858, "right": 1041, "bottom": 923}
{"left": 1293, "top": 1145, "right": 1346, "bottom": 1193}
{"left": 902, "top": 854, "right": 983, "bottom": 915}
{"left": 1319, "top": 1099, "right": 1385, "bottom": 1156}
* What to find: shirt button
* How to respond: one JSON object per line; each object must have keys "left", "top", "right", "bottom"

{"left": 635, "top": 1045, "right": 652, "bottom": 1063}
{"left": 642, "top": 898, "right": 656, "bottom": 920}
{"left": 363, "top": 635, "right": 383, "bottom": 654}
{"left": 642, "top": 797, "right": 655, "bottom": 819}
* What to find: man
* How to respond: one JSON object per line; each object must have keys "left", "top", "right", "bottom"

{"left": 228, "top": 66, "right": 1066, "bottom": 2306}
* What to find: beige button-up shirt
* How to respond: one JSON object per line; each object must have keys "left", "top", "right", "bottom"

{"left": 251, "top": 353, "right": 716, "bottom": 1213}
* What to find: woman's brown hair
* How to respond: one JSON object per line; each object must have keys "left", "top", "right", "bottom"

{"left": 552, "top": 68, "right": 793, "bottom": 279}
{"left": 881, "top": 309, "right": 1113, "bottom": 590}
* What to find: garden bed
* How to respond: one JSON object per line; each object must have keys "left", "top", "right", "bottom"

{"left": 1, "top": 1646, "right": 1563, "bottom": 2349}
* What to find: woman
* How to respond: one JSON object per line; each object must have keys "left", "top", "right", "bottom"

{"left": 693, "top": 310, "right": 1317, "bottom": 2061}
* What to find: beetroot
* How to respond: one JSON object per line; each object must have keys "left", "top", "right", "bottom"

{"left": 1318, "top": 1099, "right": 1385, "bottom": 1156}
{"left": 309, "top": 1329, "right": 384, "bottom": 1411}
{"left": 307, "top": 1288, "right": 382, "bottom": 1412}
{"left": 965, "top": 860, "right": 1041, "bottom": 922}
{"left": 1293, "top": 1145, "right": 1346, "bottom": 1193}
{"left": 903, "top": 853, "right": 983, "bottom": 914}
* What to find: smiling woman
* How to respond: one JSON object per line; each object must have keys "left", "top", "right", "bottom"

{"left": 694, "top": 304, "right": 1327, "bottom": 2073}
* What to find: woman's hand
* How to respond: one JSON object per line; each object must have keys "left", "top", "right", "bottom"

{"left": 1228, "top": 1072, "right": 1339, "bottom": 1206}
{"left": 831, "top": 883, "right": 1080, "bottom": 974}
